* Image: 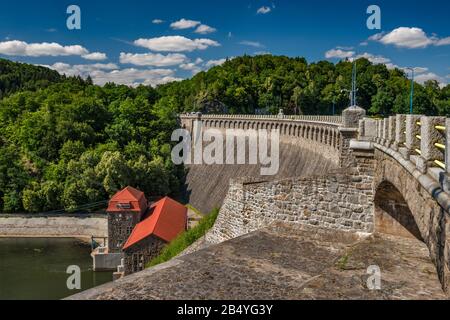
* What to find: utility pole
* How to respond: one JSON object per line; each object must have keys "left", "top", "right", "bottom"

{"left": 405, "top": 67, "right": 415, "bottom": 114}
{"left": 351, "top": 61, "right": 358, "bottom": 106}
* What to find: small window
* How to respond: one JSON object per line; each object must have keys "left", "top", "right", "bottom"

{"left": 117, "top": 202, "right": 132, "bottom": 210}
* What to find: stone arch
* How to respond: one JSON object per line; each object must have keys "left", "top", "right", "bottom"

{"left": 374, "top": 181, "right": 423, "bottom": 241}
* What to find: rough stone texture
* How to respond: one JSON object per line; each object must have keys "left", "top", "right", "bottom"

{"left": 182, "top": 118, "right": 342, "bottom": 214}
{"left": 0, "top": 214, "right": 107, "bottom": 239}
{"left": 395, "top": 114, "right": 406, "bottom": 150}
{"left": 205, "top": 154, "right": 376, "bottom": 245}
{"left": 124, "top": 235, "right": 166, "bottom": 275}
{"left": 108, "top": 212, "right": 141, "bottom": 253}
{"left": 68, "top": 223, "right": 446, "bottom": 300}
{"left": 405, "top": 115, "right": 422, "bottom": 151}
{"left": 183, "top": 114, "right": 450, "bottom": 294}
{"left": 342, "top": 106, "right": 366, "bottom": 128}
{"left": 373, "top": 149, "right": 450, "bottom": 293}
{"left": 420, "top": 116, "right": 446, "bottom": 164}
{"left": 359, "top": 118, "right": 377, "bottom": 140}
{"left": 388, "top": 116, "right": 396, "bottom": 147}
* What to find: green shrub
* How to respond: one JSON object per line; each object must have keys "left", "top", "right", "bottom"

{"left": 146, "top": 207, "right": 220, "bottom": 267}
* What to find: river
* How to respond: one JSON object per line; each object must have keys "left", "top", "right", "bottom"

{"left": 0, "top": 238, "right": 112, "bottom": 300}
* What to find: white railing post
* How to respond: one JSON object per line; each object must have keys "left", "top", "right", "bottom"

{"left": 417, "top": 116, "right": 445, "bottom": 174}
{"left": 403, "top": 115, "right": 422, "bottom": 161}
{"left": 394, "top": 114, "right": 406, "bottom": 152}
{"left": 443, "top": 118, "right": 450, "bottom": 193}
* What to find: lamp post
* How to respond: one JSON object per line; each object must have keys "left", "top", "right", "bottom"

{"left": 405, "top": 67, "right": 415, "bottom": 114}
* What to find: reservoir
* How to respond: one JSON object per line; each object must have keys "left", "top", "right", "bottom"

{"left": 0, "top": 238, "right": 112, "bottom": 300}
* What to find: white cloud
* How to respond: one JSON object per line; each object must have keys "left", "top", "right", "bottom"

{"left": 120, "top": 52, "right": 188, "bottom": 67}
{"left": 254, "top": 51, "right": 271, "bottom": 55}
{"left": 195, "top": 24, "right": 217, "bottom": 34}
{"left": 82, "top": 52, "right": 108, "bottom": 61}
{"left": 0, "top": 40, "right": 89, "bottom": 57}
{"left": 152, "top": 19, "right": 164, "bottom": 24}
{"left": 44, "top": 62, "right": 181, "bottom": 87}
{"left": 370, "top": 27, "right": 450, "bottom": 48}
{"left": 43, "top": 62, "right": 118, "bottom": 78}
{"left": 354, "top": 52, "right": 390, "bottom": 64}
{"left": 257, "top": 6, "right": 271, "bottom": 14}
{"left": 415, "top": 72, "right": 446, "bottom": 84}
{"left": 180, "top": 62, "right": 202, "bottom": 75}
{"left": 325, "top": 48, "right": 355, "bottom": 59}
{"left": 170, "top": 18, "right": 201, "bottom": 30}
{"left": 240, "top": 40, "right": 264, "bottom": 48}
{"left": 435, "top": 37, "right": 450, "bottom": 46}
{"left": 134, "top": 36, "right": 220, "bottom": 52}
{"left": 205, "top": 58, "right": 226, "bottom": 68}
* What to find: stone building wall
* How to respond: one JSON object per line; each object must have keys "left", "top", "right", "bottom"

{"left": 107, "top": 212, "right": 141, "bottom": 253}
{"left": 206, "top": 151, "right": 376, "bottom": 244}
{"left": 123, "top": 235, "right": 166, "bottom": 275}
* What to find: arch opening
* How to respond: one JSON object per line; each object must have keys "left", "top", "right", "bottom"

{"left": 374, "top": 181, "right": 423, "bottom": 241}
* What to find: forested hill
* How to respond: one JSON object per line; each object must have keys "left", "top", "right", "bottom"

{"left": 0, "top": 62, "right": 181, "bottom": 214}
{"left": 0, "top": 58, "right": 83, "bottom": 99}
{"left": 158, "top": 55, "right": 450, "bottom": 116}
{"left": 0, "top": 55, "right": 449, "bottom": 214}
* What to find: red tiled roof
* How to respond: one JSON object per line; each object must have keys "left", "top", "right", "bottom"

{"left": 123, "top": 197, "right": 187, "bottom": 250}
{"left": 107, "top": 186, "right": 148, "bottom": 214}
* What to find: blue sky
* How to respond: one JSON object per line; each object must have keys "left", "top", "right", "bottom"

{"left": 0, "top": 0, "right": 449, "bottom": 86}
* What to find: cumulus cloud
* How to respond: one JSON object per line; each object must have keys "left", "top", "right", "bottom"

{"left": 44, "top": 62, "right": 181, "bottom": 87}
{"left": 180, "top": 62, "right": 202, "bottom": 75}
{"left": 195, "top": 24, "right": 217, "bottom": 34}
{"left": 82, "top": 52, "right": 108, "bottom": 61}
{"left": 43, "top": 62, "right": 118, "bottom": 76}
{"left": 325, "top": 48, "right": 355, "bottom": 59}
{"left": 170, "top": 18, "right": 200, "bottom": 30}
{"left": 354, "top": 52, "right": 390, "bottom": 64}
{"left": 257, "top": 6, "right": 271, "bottom": 14}
{"left": 134, "top": 36, "right": 220, "bottom": 52}
{"left": 120, "top": 52, "right": 188, "bottom": 67}
{"left": 240, "top": 40, "right": 264, "bottom": 48}
{"left": 205, "top": 58, "right": 226, "bottom": 68}
{"left": 0, "top": 40, "right": 89, "bottom": 57}
{"left": 152, "top": 19, "right": 164, "bottom": 24}
{"left": 369, "top": 27, "right": 450, "bottom": 48}
{"left": 414, "top": 72, "right": 446, "bottom": 84}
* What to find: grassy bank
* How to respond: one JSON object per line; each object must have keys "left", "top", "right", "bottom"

{"left": 146, "top": 208, "right": 220, "bottom": 268}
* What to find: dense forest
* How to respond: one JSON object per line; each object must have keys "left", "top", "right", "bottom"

{"left": 0, "top": 58, "right": 70, "bottom": 99}
{"left": 159, "top": 55, "right": 450, "bottom": 116}
{"left": 0, "top": 55, "right": 449, "bottom": 213}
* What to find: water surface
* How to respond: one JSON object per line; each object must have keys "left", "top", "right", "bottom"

{"left": 0, "top": 238, "right": 112, "bottom": 300}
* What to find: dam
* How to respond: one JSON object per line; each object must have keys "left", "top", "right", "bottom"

{"left": 70, "top": 107, "right": 450, "bottom": 299}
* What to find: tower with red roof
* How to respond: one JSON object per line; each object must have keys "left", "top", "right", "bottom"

{"left": 107, "top": 186, "right": 149, "bottom": 253}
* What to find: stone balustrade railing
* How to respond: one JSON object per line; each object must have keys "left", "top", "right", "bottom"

{"left": 180, "top": 113, "right": 343, "bottom": 124}
{"left": 180, "top": 113, "right": 345, "bottom": 152}
{"left": 360, "top": 115, "right": 450, "bottom": 192}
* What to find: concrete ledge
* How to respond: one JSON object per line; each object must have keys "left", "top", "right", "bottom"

{"left": 350, "top": 139, "right": 374, "bottom": 151}
{"left": 0, "top": 215, "right": 107, "bottom": 238}
{"left": 92, "top": 251, "right": 123, "bottom": 272}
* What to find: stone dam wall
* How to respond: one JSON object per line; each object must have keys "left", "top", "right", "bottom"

{"left": 206, "top": 150, "right": 376, "bottom": 244}
{"left": 0, "top": 214, "right": 107, "bottom": 239}
{"left": 183, "top": 135, "right": 340, "bottom": 214}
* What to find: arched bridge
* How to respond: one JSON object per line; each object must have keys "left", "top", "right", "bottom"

{"left": 180, "top": 108, "right": 450, "bottom": 293}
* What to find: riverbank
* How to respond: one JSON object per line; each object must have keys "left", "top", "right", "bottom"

{"left": 0, "top": 214, "right": 107, "bottom": 240}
